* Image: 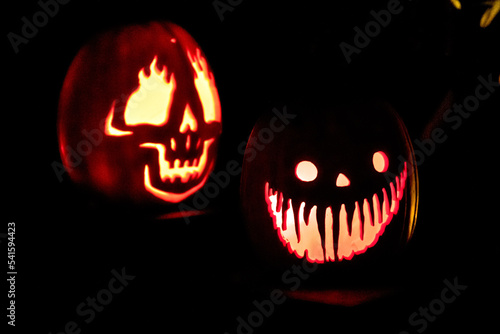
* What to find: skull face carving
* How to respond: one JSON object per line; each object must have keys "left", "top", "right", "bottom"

{"left": 240, "top": 102, "right": 418, "bottom": 267}
{"left": 105, "top": 50, "right": 221, "bottom": 202}
{"left": 57, "top": 22, "right": 221, "bottom": 204}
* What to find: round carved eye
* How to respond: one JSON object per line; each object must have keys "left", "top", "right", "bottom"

{"left": 373, "top": 151, "right": 389, "bottom": 173}
{"left": 295, "top": 160, "right": 318, "bottom": 182}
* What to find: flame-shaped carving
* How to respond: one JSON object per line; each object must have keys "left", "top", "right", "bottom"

{"left": 104, "top": 56, "right": 176, "bottom": 136}
{"left": 187, "top": 49, "right": 221, "bottom": 124}
{"left": 124, "top": 56, "right": 176, "bottom": 126}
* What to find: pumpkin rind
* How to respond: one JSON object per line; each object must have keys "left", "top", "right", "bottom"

{"left": 58, "top": 22, "right": 221, "bottom": 204}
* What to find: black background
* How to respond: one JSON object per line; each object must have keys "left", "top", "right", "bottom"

{"left": 4, "top": 0, "right": 499, "bottom": 333}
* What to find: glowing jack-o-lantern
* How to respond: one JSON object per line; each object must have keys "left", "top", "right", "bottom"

{"left": 240, "top": 102, "right": 418, "bottom": 266}
{"left": 58, "top": 22, "right": 221, "bottom": 204}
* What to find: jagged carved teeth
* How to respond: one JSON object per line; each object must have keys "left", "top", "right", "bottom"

{"left": 157, "top": 159, "right": 203, "bottom": 183}
{"left": 139, "top": 139, "right": 213, "bottom": 184}
{"left": 265, "top": 163, "right": 408, "bottom": 263}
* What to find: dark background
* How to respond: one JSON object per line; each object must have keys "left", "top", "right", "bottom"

{"left": 4, "top": 0, "right": 499, "bottom": 333}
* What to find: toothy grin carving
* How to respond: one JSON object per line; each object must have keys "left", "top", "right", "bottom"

{"left": 140, "top": 138, "right": 213, "bottom": 183}
{"left": 265, "top": 163, "right": 408, "bottom": 263}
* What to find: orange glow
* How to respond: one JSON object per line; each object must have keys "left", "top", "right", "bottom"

{"left": 143, "top": 165, "right": 211, "bottom": 203}
{"left": 179, "top": 104, "right": 198, "bottom": 133}
{"left": 102, "top": 51, "right": 221, "bottom": 203}
{"left": 187, "top": 48, "right": 221, "bottom": 123}
{"left": 295, "top": 161, "right": 318, "bottom": 182}
{"left": 373, "top": 151, "right": 389, "bottom": 173}
{"left": 450, "top": 0, "right": 461, "bottom": 10}
{"left": 265, "top": 189, "right": 324, "bottom": 262}
{"left": 479, "top": 0, "right": 499, "bottom": 28}
{"left": 104, "top": 56, "right": 177, "bottom": 137}
{"left": 59, "top": 22, "right": 222, "bottom": 205}
{"left": 140, "top": 138, "right": 214, "bottom": 183}
{"left": 336, "top": 173, "right": 350, "bottom": 187}
{"left": 265, "top": 162, "right": 408, "bottom": 263}
{"left": 324, "top": 207, "right": 335, "bottom": 262}
{"left": 104, "top": 101, "right": 133, "bottom": 136}
{"left": 123, "top": 56, "right": 176, "bottom": 126}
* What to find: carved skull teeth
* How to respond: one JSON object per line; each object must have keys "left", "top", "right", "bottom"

{"left": 140, "top": 139, "right": 213, "bottom": 184}
{"left": 265, "top": 163, "right": 408, "bottom": 263}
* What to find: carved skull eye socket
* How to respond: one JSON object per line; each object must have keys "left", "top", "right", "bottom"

{"left": 295, "top": 160, "right": 318, "bottom": 182}
{"left": 373, "top": 151, "right": 389, "bottom": 173}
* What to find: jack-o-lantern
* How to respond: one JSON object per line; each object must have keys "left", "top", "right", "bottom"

{"left": 240, "top": 101, "right": 418, "bottom": 269}
{"left": 58, "top": 22, "right": 221, "bottom": 204}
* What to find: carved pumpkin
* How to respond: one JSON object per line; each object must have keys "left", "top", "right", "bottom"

{"left": 240, "top": 101, "right": 418, "bottom": 268}
{"left": 58, "top": 22, "right": 221, "bottom": 204}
